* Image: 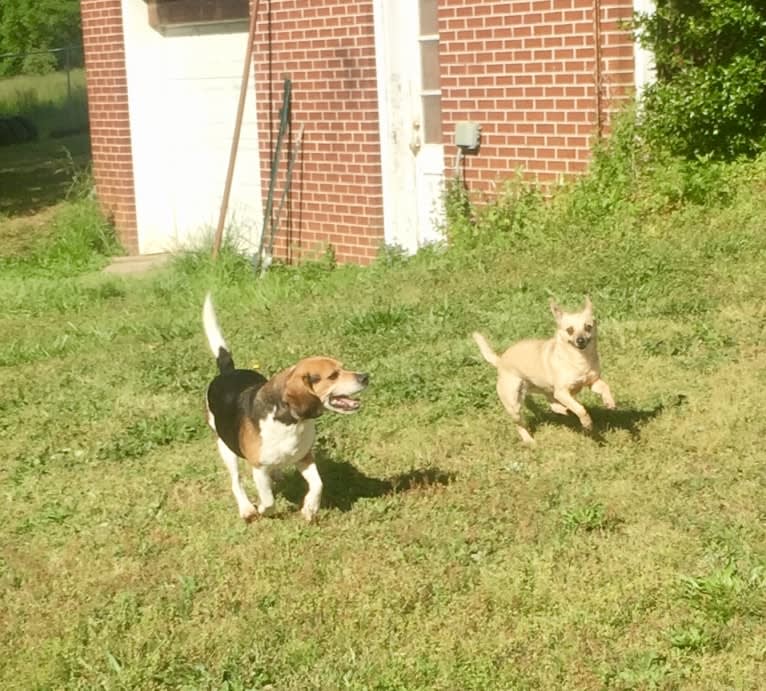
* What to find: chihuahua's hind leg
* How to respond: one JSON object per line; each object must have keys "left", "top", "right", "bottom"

{"left": 591, "top": 378, "right": 616, "bottom": 410}
{"left": 496, "top": 372, "right": 536, "bottom": 445}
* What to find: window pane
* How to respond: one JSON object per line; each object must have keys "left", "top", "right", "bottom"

{"left": 420, "top": 39, "right": 440, "bottom": 91}
{"left": 419, "top": 0, "right": 439, "bottom": 35}
{"left": 422, "top": 94, "right": 442, "bottom": 144}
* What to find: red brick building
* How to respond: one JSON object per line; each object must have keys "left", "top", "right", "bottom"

{"left": 81, "top": 0, "right": 651, "bottom": 263}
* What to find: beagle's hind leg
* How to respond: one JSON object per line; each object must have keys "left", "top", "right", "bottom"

{"left": 216, "top": 438, "right": 257, "bottom": 522}
{"left": 251, "top": 465, "right": 276, "bottom": 517}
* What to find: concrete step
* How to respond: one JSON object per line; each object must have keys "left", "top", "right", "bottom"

{"left": 103, "top": 253, "right": 171, "bottom": 275}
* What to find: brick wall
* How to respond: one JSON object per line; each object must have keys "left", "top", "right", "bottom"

{"left": 439, "top": 0, "right": 636, "bottom": 190}
{"left": 252, "top": 0, "right": 383, "bottom": 265}
{"left": 80, "top": 0, "right": 138, "bottom": 254}
{"left": 80, "top": 0, "right": 637, "bottom": 261}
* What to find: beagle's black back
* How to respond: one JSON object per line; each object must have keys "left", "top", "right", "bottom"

{"left": 207, "top": 368, "right": 267, "bottom": 457}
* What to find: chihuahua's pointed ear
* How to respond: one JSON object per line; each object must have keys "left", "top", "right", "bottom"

{"left": 549, "top": 299, "right": 563, "bottom": 323}
{"left": 583, "top": 295, "right": 593, "bottom": 314}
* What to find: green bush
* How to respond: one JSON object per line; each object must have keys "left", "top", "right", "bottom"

{"left": 21, "top": 51, "right": 57, "bottom": 75}
{"left": 635, "top": 0, "right": 766, "bottom": 159}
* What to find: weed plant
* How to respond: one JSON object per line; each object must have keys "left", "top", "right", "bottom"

{"left": 1, "top": 112, "right": 765, "bottom": 689}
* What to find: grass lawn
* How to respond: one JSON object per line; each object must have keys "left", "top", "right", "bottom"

{"left": 0, "top": 143, "right": 765, "bottom": 689}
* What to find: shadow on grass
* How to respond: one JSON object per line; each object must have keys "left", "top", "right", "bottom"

{"left": 527, "top": 396, "right": 679, "bottom": 444}
{"left": 278, "top": 450, "right": 455, "bottom": 512}
{"left": 0, "top": 133, "right": 90, "bottom": 216}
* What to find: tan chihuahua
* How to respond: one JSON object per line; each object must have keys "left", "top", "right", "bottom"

{"left": 472, "top": 297, "right": 615, "bottom": 445}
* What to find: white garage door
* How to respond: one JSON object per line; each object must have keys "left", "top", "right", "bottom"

{"left": 122, "top": 3, "right": 263, "bottom": 255}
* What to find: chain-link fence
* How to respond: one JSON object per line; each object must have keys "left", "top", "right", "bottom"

{"left": 0, "top": 46, "right": 88, "bottom": 146}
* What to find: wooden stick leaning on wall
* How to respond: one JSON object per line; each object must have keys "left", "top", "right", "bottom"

{"left": 211, "top": 0, "right": 260, "bottom": 260}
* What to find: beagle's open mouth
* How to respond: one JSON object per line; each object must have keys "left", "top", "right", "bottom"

{"left": 326, "top": 395, "right": 362, "bottom": 413}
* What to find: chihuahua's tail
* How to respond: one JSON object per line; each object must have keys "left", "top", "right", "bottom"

{"left": 203, "top": 292, "right": 235, "bottom": 374}
{"left": 472, "top": 332, "right": 499, "bottom": 368}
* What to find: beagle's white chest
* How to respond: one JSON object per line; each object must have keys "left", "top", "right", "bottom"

{"left": 258, "top": 412, "right": 316, "bottom": 467}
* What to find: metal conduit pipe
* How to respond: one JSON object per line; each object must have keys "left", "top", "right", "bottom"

{"left": 593, "top": 0, "right": 604, "bottom": 139}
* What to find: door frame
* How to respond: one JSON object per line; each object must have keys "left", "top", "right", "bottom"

{"left": 372, "top": 0, "right": 399, "bottom": 250}
{"left": 372, "top": 0, "right": 445, "bottom": 253}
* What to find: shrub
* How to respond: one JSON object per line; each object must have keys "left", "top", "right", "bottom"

{"left": 635, "top": 0, "right": 766, "bottom": 159}
{"left": 21, "top": 51, "right": 57, "bottom": 76}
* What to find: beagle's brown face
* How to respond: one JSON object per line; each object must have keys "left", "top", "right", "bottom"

{"left": 285, "top": 357, "right": 369, "bottom": 418}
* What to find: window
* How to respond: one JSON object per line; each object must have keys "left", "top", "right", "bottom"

{"left": 418, "top": 0, "right": 442, "bottom": 144}
{"left": 146, "top": 0, "right": 249, "bottom": 30}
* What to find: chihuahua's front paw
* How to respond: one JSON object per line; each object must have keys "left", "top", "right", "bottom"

{"left": 580, "top": 414, "right": 593, "bottom": 431}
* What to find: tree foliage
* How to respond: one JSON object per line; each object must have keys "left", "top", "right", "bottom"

{"left": 0, "top": 0, "right": 81, "bottom": 75}
{"left": 635, "top": 0, "right": 766, "bottom": 159}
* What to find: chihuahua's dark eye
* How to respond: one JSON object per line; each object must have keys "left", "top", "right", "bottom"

{"left": 566, "top": 326, "right": 574, "bottom": 335}
{"left": 328, "top": 370, "right": 340, "bottom": 380}
{"left": 584, "top": 324, "right": 593, "bottom": 333}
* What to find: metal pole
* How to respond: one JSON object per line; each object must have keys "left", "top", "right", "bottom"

{"left": 257, "top": 78, "right": 291, "bottom": 265}
{"left": 593, "top": 0, "right": 604, "bottom": 139}
{"left": 262, "top": 122, "right": 304, "bottom": 272}
{"left": 66, "top": 47, "right": 72, "bottom": 127}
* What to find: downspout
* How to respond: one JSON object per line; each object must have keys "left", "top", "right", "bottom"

{"left": 593, "top": 0, "right": 604, "bottom": 138}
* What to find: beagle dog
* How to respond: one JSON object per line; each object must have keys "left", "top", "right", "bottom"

{"left": 202, "top": 293, "right": 368, "bottom": 522}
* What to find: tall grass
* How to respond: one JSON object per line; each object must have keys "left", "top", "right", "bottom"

{"left": 0, "top": 68, "right": 88, "bottom": 136}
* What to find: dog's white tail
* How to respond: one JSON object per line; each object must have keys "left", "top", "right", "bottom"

{"left": 203, "top": 293, "right": 234, "bottom": 374}
{"left": 472, "top": 332, "right": 499, "bottom": 367}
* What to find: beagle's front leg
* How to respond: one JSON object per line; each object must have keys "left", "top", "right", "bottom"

{"left": 297, "top": 453, "right": 323, "bottom": 523}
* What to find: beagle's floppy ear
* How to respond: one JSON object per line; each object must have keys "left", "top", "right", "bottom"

{"left": 284, "top": 371, "right": 324, "bottom": 420}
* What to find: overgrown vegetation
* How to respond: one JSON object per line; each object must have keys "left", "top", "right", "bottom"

{"left": 0, "top": 69, "right": 89, "bottom": 137}
{"left": 0, "top": 69, "right": 91, "bottom": 229}
{"left": 634, "top": 0, "right": 766, "bottom": 159}
{"left": 2, "top": 109, "right": 766, "bottom": 687}
{"left": 0, "top": 0, "right": 82, "bottom": 76}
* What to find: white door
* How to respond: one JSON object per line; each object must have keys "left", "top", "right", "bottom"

{"left": 374, "top": 0, "right": 445, "bottom": 253}
{"left": 162, "top": 24, "right": 263, "bottom": 252}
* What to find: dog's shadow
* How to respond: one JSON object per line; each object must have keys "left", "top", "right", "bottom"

{"left": 527, "top": 395, "right": 681, "bottom": 444}
{"left": 278, "top": 450, "right": 455, "bottom": 512}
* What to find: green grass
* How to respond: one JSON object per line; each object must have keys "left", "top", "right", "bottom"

{"left": 1, "top": 138, "right": 766, "bottom": 689}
